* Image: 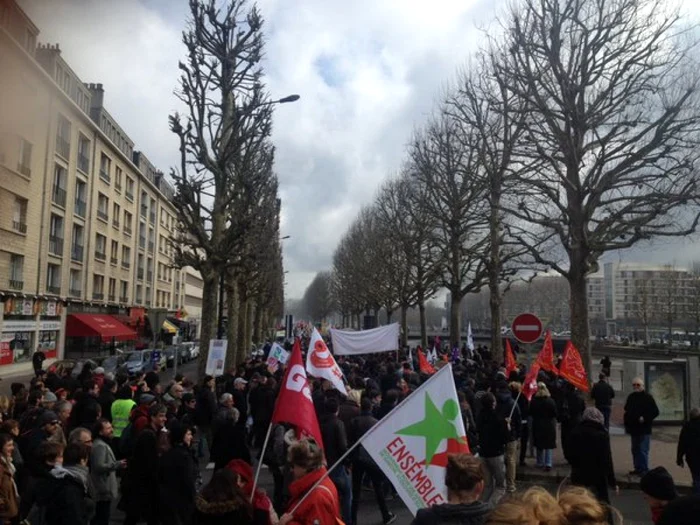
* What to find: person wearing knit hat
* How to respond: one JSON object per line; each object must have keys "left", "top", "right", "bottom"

{"left": 568, "top": 407, "right": 618, "bottom": 503}
{"left": 226, "top": 459, "right": 277, "bottom": 525}
{"left": 641, "top": 466, "right": 677, "bottom": 524}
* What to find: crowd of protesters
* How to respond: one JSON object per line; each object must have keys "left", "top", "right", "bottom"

{"left": 0, "top": 338, "right": 696, "bottom": 525}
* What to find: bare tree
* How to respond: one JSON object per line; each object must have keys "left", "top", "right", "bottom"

{"left": 302, "top": 271, "right": 335, "bottom": 323}
{"left": 497, "top": 0, "right": 700, "bottom": 377}
{"left": 633, "top": 278, "right": 653, "bottom": 343}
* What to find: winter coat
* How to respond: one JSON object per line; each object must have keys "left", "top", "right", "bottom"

{"left": 69, "top": 392, "right": 101, "bottom": 429}
{"left": 530, "top": 395, "right": 558, "bottom": 450}
{"left": 120, "top": 428, "right": 159, "bottom": 520}
{"left": 677, "top": 418, "right": 700, "bottom": 473}
{"left": 624, "top": 391, "right": 659, "bottom": 436}
{"left": 495, "top": 390, "right": 521, "bottom": 441}
{"left": 0, "top": 460, "right": 18, "bottom": 521}
{"left": 192, "top": 494, "right": 255, "bottom": 525}
{"left": 477, "top": 407, "right": 508, "bottom": 458}
{"left": 591, "top": 380, "right": 615, "bottom": 408}
{"left": 159, "top": 444, "right": 198, "bottom": 525}
{"left": 89, "top": 437, "right": 119, "bottom": 501}
{"left": 337, "top": 399, "right": 360, "bottom": 432}
{"left": 568, "top": 420, "right": 617, "bottom": 502}
{"left": 34, "top": 465, "right": 96, "bottom": 525}
{"left": 210, "top": 419, "right": 250, "bottom": 470}
{"left": 285, "top": 467, "right": 340, "bottom": 525}
{"left": 319, "top": 413, "right": 348, "bottom": 468}
{"left": 97, "top": 390, "right": 115, "bottom": 423}
{"left": 411, "top": 501, "right": 491, "bottom": 525}
{"left": 194, "top": 388, "right": 217, "bottom": 428}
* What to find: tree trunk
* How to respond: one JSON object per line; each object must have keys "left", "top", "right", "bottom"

{"left": 419, "top": 301, "right": 428, "bottom": 348}
{"left": 489, "top": 277, "right": 502, "bottom": 358}
{"left": 225, "top": 273, "right": 239, "bottom": 368}
{"left": 568, "top": 267, "right": 592, "bottom": 385}
{"left": 253, "top": 300, "right": 263, "bottom": 346}
{"left": 450, "top": 292, "right": 463, "bottom": 348}
{"left": 386, "top": 308, "right": 393, "bottom": 324}
{"left": 237, "top": 284, "right": 247, "bottom": 360}
{"left": 198, "top": 268, "right": 219, "bottom": 378}
{"left": 400, "top": 305, "right": 408, "bottom": 348}
{"left": 245, "top": 298, "right": 254, "bottom": 354}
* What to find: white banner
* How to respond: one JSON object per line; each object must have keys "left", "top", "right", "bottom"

{"left": 205, "top": 339, "right": 227, "bottom": 376}
{"left": 361, "top": 364, "right": 469, "bottom": 515}
{"left": 330, "top": 323, "right": 399, "bottom": 356}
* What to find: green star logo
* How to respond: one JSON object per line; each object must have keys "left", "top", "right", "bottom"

{"left": 396, "top": 392, "right": 464, "bottom": 466}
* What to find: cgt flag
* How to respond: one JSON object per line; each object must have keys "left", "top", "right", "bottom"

{"left": 418, "top": 348, "right": 436, "bottom": 375}
{"left": 559, "top": 341, "right": 590, "bottom": 392}
{"left": 522, "top": 362, "right": 541, "bottom": 401}
{"left": 306, "top": 327, "right": 347, "bottom": 396}
{"left": 361, "top": 364, "right": 469, "bottom": 516}
{"left": 536, "top": 330, "right": 559, "bottom": 376}
{"left": 505, "top": 339, "right": 518, "bottom": 378}
{"left": 272, "top": 339, "right": 324, "bottom": 447}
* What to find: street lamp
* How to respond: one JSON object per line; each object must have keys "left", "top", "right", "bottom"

{"left": 216, "top": 98, "right": 299, "bottom": 339}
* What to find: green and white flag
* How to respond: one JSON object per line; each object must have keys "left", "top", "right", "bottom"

{"left": 360, "top": 364, "right": 470, "bottom": 515}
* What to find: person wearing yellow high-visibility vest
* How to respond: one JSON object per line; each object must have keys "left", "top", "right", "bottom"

{"left": 111, "top": 385, "right": 136, "bottom": 457}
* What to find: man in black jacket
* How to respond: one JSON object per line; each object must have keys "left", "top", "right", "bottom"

{"left": 624, "top": 377, "right": 659, "bottom": 476}
{"left": 591, "top": 373, "right": 615, "bottom": 430}
{"left": 676, "top": 407, "right": 700, "bottom": 493}
{"left": 319, "top": 396, "right": 352, "bottom": 525}
{"left": 477, "top": 393, "right": 508, "bottom": 503}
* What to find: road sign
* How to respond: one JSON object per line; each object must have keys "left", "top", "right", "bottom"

{"left": 511, "top": 313, "right": 543, "bottom": 344}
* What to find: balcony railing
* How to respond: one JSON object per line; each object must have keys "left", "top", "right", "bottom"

{"left": 126, "top": 190, "right": 134, "bottom": 202}
{"left": 99, "top": 169, "right": 110, "bottom": 183}
{"left": 17, "top": 163, "right": 31, "bottom": 177}
{"left": 137, "top": 268, "right": 144, "bottom": 280}
{"left": 119, "top": 295, "right": 128, "bottom": 303}
{"left": 92, "top": 292, "right": 104, "bottom": 300}
{"left": 74, "top": 199, "right": 86, "bottom": 218}
{"left": 97, "top": 209, "right": 108, "bottom": 222}
{"left": 112, "top": 220, "right": 120, "bottom": 230}
{"left": 94, "top": 250, "right": 106, "bottom": 261}
{"left": 122, "top": 260, "right": 131, "bottom": 269}
{"left": 124, "top": 225, "right": 132, "bottom": 236}
{"left": 71, "top": 245, "right": 83, "bottom": 261}
{"left": 108, "top": 294, "right": 116, "bottom": 302}
{"left": 55, "top": 136, "right": 70, "bottom": 158}
{"left": 110, "top": 257, "right": 118, "bottom": 265}
{"left": 8, "top": 279, "right": 23, "bottom": 290}
{"left": 69, "top": 288, "right": 82, "bottom": 298}
{"left": 77, "top": 154, "right": 89, "bottom": 174}
{"left": 52, "top": 186, "right": 66, "bottom": 207}
{"left": 49, "top": 236, "right": 63, "bottom": 256}
{"left": 12, "top": 220, "right": 27, "bottom": 234}
{"left": 149, "top": 212, "right": 156, "bottom": 225}
{"left": 47, "top": 284, "right": 61, "bottom": 295}
{"left": 115, "top": 182, "right": 122, "bottom": 192}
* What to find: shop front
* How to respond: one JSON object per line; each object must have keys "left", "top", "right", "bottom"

{"left": 0, "top": 298, "right": 64, "bottom": 366}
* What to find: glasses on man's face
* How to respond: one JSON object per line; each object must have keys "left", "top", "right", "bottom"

{"left": 633, "top": 383, "right": 642, "bottom": 387}
{"left": 49, "top": 421, "right": 59, "bottom": 426}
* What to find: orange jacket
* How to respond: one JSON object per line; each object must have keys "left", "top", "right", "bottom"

{"left": 286, "top": 466, "right": 341, "bottom": 525}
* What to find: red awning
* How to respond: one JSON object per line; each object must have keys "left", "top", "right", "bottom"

{"left": 66, "top": 314, "right": 137, "bottom": 342}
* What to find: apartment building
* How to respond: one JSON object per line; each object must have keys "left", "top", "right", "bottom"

{"left": 0, "top": 0, "right": 201, "bottom": 367}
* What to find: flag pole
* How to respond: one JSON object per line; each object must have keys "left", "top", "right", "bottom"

{"left": 250, "top": 422, "right": 274, "bottom": 501}
{"left": 287, "top": 365, "right": 454, "bottom": 516}
{"left": 508, "top": 390, "right": 522, "bottom": 420}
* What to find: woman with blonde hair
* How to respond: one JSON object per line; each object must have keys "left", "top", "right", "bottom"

{"left": 486, "top": 486, "right": 609, "bottom": 525}
{"left": 529, "top": 383, "right": 558, "bottom": 471}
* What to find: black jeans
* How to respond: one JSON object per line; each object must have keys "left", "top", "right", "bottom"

{"left": 351, "top": 460, "right": 391, "bottom": 525}
{"left": 91, "top": 501, "right": 111, "bottom": 525}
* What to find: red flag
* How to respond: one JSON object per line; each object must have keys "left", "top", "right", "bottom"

{"left": 418, "top": 349, "right": 436, "bottom": 374}
{"left": 535, "top": 330, "right": 558, "bottom": 376}
{"left": 522, "top": 362, "right": 541, "bottom": 401}
{"left": 271, "top": 339, "right": 324, "bottom": 447}
{"left": 505, "top": 339, "right": 518, "bottom": 378}
{"left": 559, "top": 341, "right": 590, "bottom": 392}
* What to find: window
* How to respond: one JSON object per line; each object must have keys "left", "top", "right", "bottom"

{"left": 97, "top": 193, "right": 109, "bottom": 222}
{"left": 95, "top": 234, "right": 106, "bottom": 260}
{"left": 92, "top": 274, "right": 104, "bottom": 300}
{"left": 110, "top": 240, "right": 119, "bottom": 264}
{"left": 69, "top": 269, "right": 82, "bottom": 297}
{"left": 12, "top": 197, "right": 27, "bottom": 233}
{"left": 18, "top": 138, "right": 32, "bottom": 177}
{"left": 99, "top": 153, "right": 111, "bottom": 183}
{"left": 71, "top": 224, "right": 84, "bottom": 261}
{"left": 136, "top": 284, "right": 143, "bottom": 304}
{"left": 108, "top": 278, "right": 116, "bottom": 301}
{"left": 147, "top": 258, "right": 153, "bottom": 282}
{"left": 145, "top": 287, "right": 151, "bottom": 306}
{"left": 9, "top": 254, "right": 23, "bottom": 289}
{"left": 49, "top": 214, "right": 64, "bottom": 256}
{"left": 139, "top": 222, "right": 146, "bottom": 249}
{"left": 140, "top": 191, "right": 148, "bottom": 218}
{"left": 122, "top": 245, "right": 131, "bottom": 269}
{"left": 126, "top": 177, "right": 135, "bottom": 201}
{"left": 77, "top": 135, "right": 90, "bottom": 173}
{"left": 24, "top": 28, "right": 36, "bottom": 54}
{"left": 120, "top": 280, "right": 128, "bottom": 302}
{"left": 157, "top": 262, "right": 162, "bottom": 281}
{"left": 47, "top": 264, "right": 61, "bottom": 294}
{"left": 137, "top": 254, "right": 145, "bottom": 280}
{"left": 52, "top": 164, "right": 67, "bottom": 207}
{"left": 115, "top": 167, "right": 123, "bottom": 191}
{"left": 55, "top": 114, "right": 71, "bottom": 158}
{"left": 124, "top": 211, "right": 133, "bottom": 235}
{"left": 148, "top": 227, "right": 155, "bottom": 253}
{"left": 74, "top": 181, "right": 87, "bottom": 218}
{"left": 112, "top": 203, "right": 120, "bottom": 229}
{"left": 149, "top": 198, "right": 156, "bottom": 224}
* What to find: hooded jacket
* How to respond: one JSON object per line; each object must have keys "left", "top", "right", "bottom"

{"left": 411, "top": 501, "right": 491, "bottom": 525}
{"left": 34, "top": 464, "right": 95, "bottom": 525}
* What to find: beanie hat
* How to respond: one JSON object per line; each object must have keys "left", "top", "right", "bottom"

{"left": 43, "top": 391, "right": 58, "bottom": 403}
{"left": 641, "top": 467, "right": 677, "bottom": 501}
{"left": 582, "top": 407, "right": 605, "bottom": 426}
{"left": 36, "top": 410, "right": 59, "bottom": 427}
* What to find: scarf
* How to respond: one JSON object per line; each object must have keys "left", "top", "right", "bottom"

{"left": 51, "top": 464, "right": 90, "bottom": 494}
{"left": 1, "top": 456, "right": 18, "bottom": 498}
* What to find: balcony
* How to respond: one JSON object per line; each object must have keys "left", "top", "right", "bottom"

{"left": 8, "top": 279, "right": 23, "bottom": 290}
{"left": 121, "top": 260, "right": 131, "bottom": 269}
{"left": 139, "top": 237, "right": 146, "bottom": 250}
{"left": 17, "top": 163, "right": 31, "bottom": 177}
{"left": 145, "top": 300, "right": 152, "bottom": 307}
{"left": 47, "top": 284, "right": 61, "bottom": 295}
{"left": 126, "top": 190, "right": 134, "bottom": 202}
{"left": 77, "top": 154, "right": 89, "bottom": 174}
{"left": 112, "top": 219, "right": 120, "bottom": 230}
{"left": 99, "top": 169, "right": 110, "bottom": 184}
{"left": 137, "top": 268, "right": 144, "bottom": 280}
{"left": 108, "top": 294, "right": 116, "bottom": 302}
{"left": 12, "top": 220, "right": 27, "bottom": 234}
{"left": 149, "top": 212, "right": 156, "bottom": 225}
{"left": 69, "top": 288, "right": 82, "bottom": 298}
{"left": 52, "top": 186, "right": 66, "bottom": 207}
{"left": 124, "top": 225, "right": 132, "bottom": 236}
{"left": 119, "top": 295, "right": 128, "bottom": 303}
{"left": 49, "top": 236, "right": 63, "bottom": 256}
{"left": 74, "top": 199, "right": 86, "bottom": 218}
{"left": 110, "top": 257, "right": 118, "bottom": 265}
{"left": 94, "top": 250, "right": 106, "bottom": 261}
{"left": 92, "top": 292, "right": 104, "bottom": 301}
{"left": 147, "top": 271, "right": 153, "bottom": 282}
{"left": 148, "top": 241, "right": 154, "bottom": 253}
{"left": 55, "top": 136, "right": 70, "bottom": 158}
{"left": 97, "top": 209, "right": 108, "bottom": 222}
{"left": 71, "top": 245, "right": 84, "bottom": 262}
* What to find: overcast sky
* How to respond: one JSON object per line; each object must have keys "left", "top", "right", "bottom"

{"left": 19, "top": 0, "right": 700, "bottom": 300}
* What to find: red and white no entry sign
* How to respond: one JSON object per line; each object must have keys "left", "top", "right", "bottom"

{"left": 511, "top": 313, "right": 543, "bottom": 344}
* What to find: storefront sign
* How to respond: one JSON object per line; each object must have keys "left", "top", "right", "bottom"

{"left": 39, "top": 321, "right": 61, "bottom": 331}
{"left": 1, "top": 320, "right": 37, "bottom": 332}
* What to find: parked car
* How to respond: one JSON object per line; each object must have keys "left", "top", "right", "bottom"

{"left": 163, "top": 346, "right": 186, "bottom": 368}
{"left": 125, "top": 349, "right": 166, "bottom": 375}
{"left": 94, "top": 355, "right": 128, "bottom": 376}
{"left": 181, "top": 342, "right": 199, "bottom": 360}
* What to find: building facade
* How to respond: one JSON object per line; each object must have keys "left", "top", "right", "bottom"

{"left": 0, "top": 0, "right": 201, "bottom": 367}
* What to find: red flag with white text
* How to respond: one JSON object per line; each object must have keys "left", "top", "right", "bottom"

{"left": 271, "top": 339, "right": 324, "bottom": 447}
{"left": 559, "top": 341, "right": 590, "bottom": 392}
{"left": 523, "top": 362, "right": 541, "bottom": 401}
{"left": 535, "top": 330, "right": 558, "bottom": 376}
